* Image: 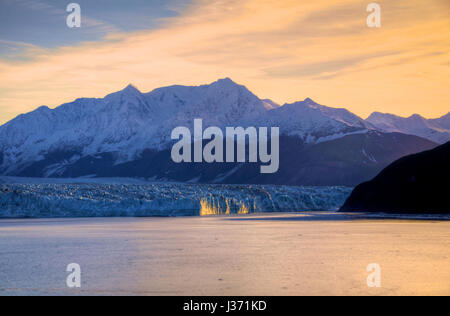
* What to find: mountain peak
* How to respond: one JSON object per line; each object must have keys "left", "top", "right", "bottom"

{"left": 216, "top": 77, "right": 235, "bottom": 83}
{"left": 122, "top": 84, "right": 140, "bottom": 93}
{"left": 408, "top": 114, "right": 425, "bottom": 121}
{"left": 367, "top": 112, "right": 395, "bottom": 119}
{"left": 105, "top": 84, "right": 142, "bottom": 100}
{"left": 212, "top": 77, "right": 240, "bottom": 88}
{"left": 304, "top": 97, "right": 317, "bottom": 104}
{"left": 36, "top": 105, "right": 50, "bottom": 112}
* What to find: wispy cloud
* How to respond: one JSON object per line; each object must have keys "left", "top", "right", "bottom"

{"left": 0, "top": 39, "right": 48, "bottom": 61}
{"left": 264, "top": 51, "right": 401, "bottom": 78}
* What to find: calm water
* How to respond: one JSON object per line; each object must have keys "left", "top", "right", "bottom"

{"left": 0, "top": 213, "right": 449, "bottom": 296}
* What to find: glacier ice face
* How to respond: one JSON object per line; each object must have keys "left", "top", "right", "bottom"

{"left": 0, "top": 183, "right": 353, "bottom": 218}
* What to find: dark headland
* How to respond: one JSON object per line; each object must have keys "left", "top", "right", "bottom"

{"left": 340, "top": 142, "right": 450, "bottom": 214}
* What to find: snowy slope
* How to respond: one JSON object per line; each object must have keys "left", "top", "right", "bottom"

{"left": 430, "top": 112, "right": 450, "bottom": 130}
{"left": 261, "top": 99, "right": 280, "bottom": 110}
{"left": 252, "top": 98, "right": 374, "bottom": 143}
{"left": 366, "top": 112, "right": 450, "bottom": 144}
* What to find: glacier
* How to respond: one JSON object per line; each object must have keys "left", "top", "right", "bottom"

{"left": 0, "top": 182, "right": 352, "bottom": 218}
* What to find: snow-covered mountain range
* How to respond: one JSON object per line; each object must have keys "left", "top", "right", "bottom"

{"left": 0, "top": 78, "right": 444, "bottom": 185}
{"left": 0, "top": 78, "right": 267, "bottom": 174}
{"left": 366, "top": 112, "right": 450, "bottom": 144}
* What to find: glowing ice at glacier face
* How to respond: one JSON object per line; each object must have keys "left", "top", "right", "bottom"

{"left": 0, "top": 183, "right": 352, "bottom": 218}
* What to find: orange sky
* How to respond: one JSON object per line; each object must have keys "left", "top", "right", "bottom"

{"left": 0, "top": 0, "right": 449, "bottom": 124}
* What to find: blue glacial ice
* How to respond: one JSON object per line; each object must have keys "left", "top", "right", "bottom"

{"left": 0, "top": 183, "right": 353, "bottom": 218}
